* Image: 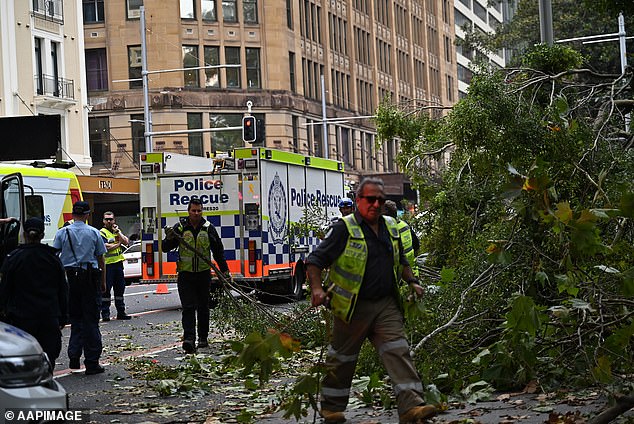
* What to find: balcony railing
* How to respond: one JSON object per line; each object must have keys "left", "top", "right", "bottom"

{"left": 32, "top": 0, "right": 64, "bottom": 24}
{"left": 35, "top": 74, "right": 75, "bottom": 100}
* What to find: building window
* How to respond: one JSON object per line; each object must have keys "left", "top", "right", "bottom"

{"left": 180, "top": 0, "right": 195, "bottom": 19}
{"left": 202, "top": 0, "right": 217, "bottom": 21}
{"left": 128, "top": 45, "right": 142, "bottom": 89}
{"left": 313, "top": 123, "right": 322, "bottom": 157}
{"left": 244, "top": 0, "right": 257, "bottom": 23}
{"left": 83, "top": 0, "right": 104, "bottom": 24}
{"left": 183, "top": 45, "right": 200, "bottom": 87}
{"left": 130, "top": 113, "right": 146, "bottom": 161}
{"left": 474, "top": 1, "right": 487, "bottom": 22}
{"left": 292, "top": 115, "right": 299, "bottom": 152}
{"left": 89, "top": 117, "right": 110, "bottom": 164}
{"left": 364, "top": 133, "right": 374, "bottom": 171}
{"left": 340, "top": 127, "right": 351, "bottom": 167}
{"left": 188, "top": 113, "right": 203, "bottom": 156}
{"left": 246, "top": 48, "right": 260, "bottom": 88}
{"left": 210, "top": 113, "right": 262, "bottom": 151}
{"left": 444, "top": 36, "right": 452, "bottom": 62}
{"left": 204, "top": 46, "right": 220, "bottom": 88}
{"left": 286, "top": 0, "right": 292, "bottom": 29}
{"left": 126, "top": 0, "right": 143, "bottom": 19}
{"left": 446, "top": 74, "right": 454, "bottom": 102}
{"left": 85, "top": 49, "right": 108, "bottom": 91}
{"left": 34, "top": 38, "right": 43, "bottom": 95}
{"left": 33, "top": 0, "right": 64, "bottom": 23}
{"left": 225, "top": 47, "right": 241, "bottom": 88}
{"left": 222, "top": 0, "right": 237, "bottom": 23}
{"left": 289, "top": 52, "right": 296, "bottom": 92}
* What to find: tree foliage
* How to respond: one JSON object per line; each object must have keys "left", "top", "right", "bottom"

{"left": 374, "top": 43, "right": 634, "bottom": 396}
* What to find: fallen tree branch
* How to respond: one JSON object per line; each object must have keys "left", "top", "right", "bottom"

{"left": 413, "top": 263, "right": 496, "bottom": 352}
{"left": 588, "top": 394, "right": 634, "bottom": 424}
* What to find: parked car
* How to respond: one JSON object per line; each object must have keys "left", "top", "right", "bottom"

{"left": 0, "top": 322, "right": 67, "bottom": 417}
{"left": 123, "top": 241, "right": 141, "bottom": 284}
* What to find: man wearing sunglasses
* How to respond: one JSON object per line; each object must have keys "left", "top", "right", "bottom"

{"left": 100, "top": 212, "right": 131, "bottom": 321}
{"left": 306, "top": 177, "right": 436, "bottom": 424}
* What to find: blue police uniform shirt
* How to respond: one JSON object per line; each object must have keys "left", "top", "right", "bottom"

{"left": 53, "top": 221, "right": 107, "bottom": 268}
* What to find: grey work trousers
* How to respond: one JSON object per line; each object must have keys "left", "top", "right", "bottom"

{"left": 321, "top": 296, "right": 425, "bottom": 417}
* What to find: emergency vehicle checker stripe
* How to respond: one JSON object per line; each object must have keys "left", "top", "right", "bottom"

{"left": 157, "top": 214, "right": 324, "bottom": 270}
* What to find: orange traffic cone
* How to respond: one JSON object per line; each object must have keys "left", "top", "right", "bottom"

{"left": 155, "top": 283, "right": 169, "bottom": 294}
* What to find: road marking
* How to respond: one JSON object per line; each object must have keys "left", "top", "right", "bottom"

{"left": 124, "top": 287, "right": 177, "bottom": 296}
{"left": 54, "top": 341, "right": 181, "bottom": 378}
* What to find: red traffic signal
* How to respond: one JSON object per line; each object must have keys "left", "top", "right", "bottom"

{"left": 242, "top": 116, "right": 256, "bottom": 142}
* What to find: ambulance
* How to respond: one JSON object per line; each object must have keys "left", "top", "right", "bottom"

{"left": 0, "top": 164, "right": 82, "bottom": 245}
{"left": 139, "top": 148, "right": 345, "bottom": 299}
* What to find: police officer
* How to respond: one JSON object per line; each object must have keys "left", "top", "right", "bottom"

{"left": 162, "top": 198, "right": 229, "bottom": 354}
{"left": 306, "top": 178, "right": 436, "bottom": 424}
{"left": 100, "top": 211, "right": 131, "bottom": 321}
{"left": 53, "top": 201, "right": 107, "bottom": 375}
{"left": 0, "top": 217, "right": 68, "bottom": 370}
{"left": 338, "top": 198, "right": 354, "bottom": 217}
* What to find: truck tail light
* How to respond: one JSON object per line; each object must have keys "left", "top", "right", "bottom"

{"left": 145, "top": 242, "right": 154, "bottom": 276}
{"left": 248, "top": 239, "right": 256, "bottom": 274}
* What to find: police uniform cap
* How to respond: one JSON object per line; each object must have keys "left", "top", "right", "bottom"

{"left": 72, "top": 201, "right": 91, "bottom": 215}
{"left": 338, "top": 198, "right": 354, "bottom": 208}
{"left": 24, "top": 217, "right": 45, "bottom": 235}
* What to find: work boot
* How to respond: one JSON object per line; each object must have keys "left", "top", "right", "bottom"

{"left": 399, "top": 405, "right": 437, "bottom": 423}
{"left": 85, "top": 364, "right": 105, "bottom": 375}
{"left": 320, "top": 409, "right": 346, "bottom": 423}
{"left": 198, "top": 339, "right": 209, "bottom": 348}
{"left": 69, "top": 358, "right": 80, "bottom": 369}
{"left": 182, "top": 340, "right": 196, "bottom": 354}
{"left": 116, "top": 313, "right": 132, "bottom": 320}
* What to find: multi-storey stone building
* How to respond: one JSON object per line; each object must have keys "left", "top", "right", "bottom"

{"left": 84, "top": 0, "right": 458, "bottom": 184}
{"left": 0, "top": 0, "right": 91, "bottom": 171}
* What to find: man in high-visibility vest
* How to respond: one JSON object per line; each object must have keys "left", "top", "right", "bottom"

{"left": 100, "top": 212, "right": 131, "bottom": 321}
{"left": 382, "top": 200, "right": 420, "bottom": 277}
{"left": 307, "top": 177, "right": 436, "bottom": 424}
{"left": 162, "top": 198, "right": 229, "bottom": 354}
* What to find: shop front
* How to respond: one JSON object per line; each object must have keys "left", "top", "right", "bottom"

{"left": 77, "top": 176, "right": 140, "bottom": 239}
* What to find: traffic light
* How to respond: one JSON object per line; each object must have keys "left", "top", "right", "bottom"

{"left": 242, "top": 116, "right": 256, "bottom": 142}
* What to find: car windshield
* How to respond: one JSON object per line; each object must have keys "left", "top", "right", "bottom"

{"left": 125, "top": 243, "right": 141, "bottom": 254}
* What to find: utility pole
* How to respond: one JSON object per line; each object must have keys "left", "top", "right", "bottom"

{"left": 538, "top": 0, "right": 553, "bottom": 45}
{"left": 556, "top": 13, "right": 632, "bottom": 132}
{"left": 140, "top": 6, "right": 152, "bottom": 153}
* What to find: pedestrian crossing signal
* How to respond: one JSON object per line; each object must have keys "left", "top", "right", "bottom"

{"left": 242, "top": 116, "right": 256, "bottom": 142}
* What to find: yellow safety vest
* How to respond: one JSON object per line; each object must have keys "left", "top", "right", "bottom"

{"left": 396, "top": 220, "right": 415, "bottom": 268}
{"left": 177, "top": 221, "right": 212, "bottom": 273}
{"left": 327, "top": 215, "right": 400, "bottom": 322}
{"left": 100, "top": 227, "right": 124, "bottom": 265}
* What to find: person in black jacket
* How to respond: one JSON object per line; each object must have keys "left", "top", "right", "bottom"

{"left": 0, "top": 217, "right": 68, "bottom": 370}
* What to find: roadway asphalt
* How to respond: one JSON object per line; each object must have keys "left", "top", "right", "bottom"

{"left": 51, "top": 284, "right": 631, "bottom": 423}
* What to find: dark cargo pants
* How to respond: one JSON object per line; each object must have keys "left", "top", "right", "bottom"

{"left": 66, "top": 268, "right": 103, "bottom": 368}
{"left": 321, "top": 296, "right": 425, "bottom": 417}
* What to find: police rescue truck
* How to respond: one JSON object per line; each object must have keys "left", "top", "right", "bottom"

{"left": 139, "top": 148, "right": 345, "bottom": 299}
